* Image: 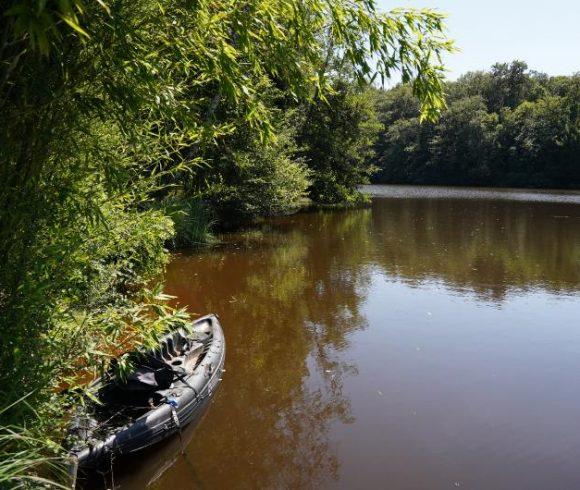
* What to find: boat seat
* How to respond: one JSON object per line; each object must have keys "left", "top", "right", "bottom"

{"left": 166, "top": 337, "right": 177, "bottom": 357}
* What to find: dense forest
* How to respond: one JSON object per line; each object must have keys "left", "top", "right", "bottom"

{"left": 0, "top": 0, "right": 453, "bottom": 486}
{"left": 373, "top": 61, "right": 580, "bottom": 188}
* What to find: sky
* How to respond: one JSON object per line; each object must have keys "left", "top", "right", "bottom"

{"left": 376, "top": 0, "right": 580, "bottom": 79}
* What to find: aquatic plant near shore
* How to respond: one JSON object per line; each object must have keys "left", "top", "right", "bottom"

{"left": 166, "top": 198, "right": 217, "bottom": 248}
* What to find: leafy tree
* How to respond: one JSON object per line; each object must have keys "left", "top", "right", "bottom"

{"left": 430, "top": 96, "right": 499, "bottom": 184}
{"left": 297, "top": 79, "right": 382, "bottom": 204}
{"left": 451, "top": 61, "right": 545, "bottom": 112}
{"left": 203, "top": 108, "right": 311, "bottom": 222}
{"left": 373, "top": 84, "right": 433, "bottom": 183}
{"left": 486, "top": 61, "right": 536, "bottom": 112}
{"left": 500, "top": 95, "right": 579, "bottom": 187}
{"left": 372, "top": 63, "right": 580, "bottom": 189}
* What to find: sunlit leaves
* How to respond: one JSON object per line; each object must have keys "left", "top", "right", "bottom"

{"left": 2, "top": 0, "right": 453, "bottom": 128}
{"left": 373, "top": 67, "right": 579, "bottom": 188}
{"left": 3, "top": 0, "right": 102, "bottom": 54}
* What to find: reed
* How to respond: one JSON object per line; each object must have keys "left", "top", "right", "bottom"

{"left": 0, "top": 399, "right": 68, "bottom": 489}
{"left": 167, "top": 198, "right": 216, "bottom": 248}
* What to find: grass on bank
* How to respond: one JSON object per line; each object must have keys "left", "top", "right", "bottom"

{"left": 165, "top": 198, "right": 217, "bottom": 249}
{"left": 0, "top": 397, "right": 68, "bottom": 490}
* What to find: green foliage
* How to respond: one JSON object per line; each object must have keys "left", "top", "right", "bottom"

{"left": 451, "top": 61, "right": 542, "bottom": 112}
{"left": 0, "top": 428, "right": 66, "bottom": 489}
{"left": 0, "top": 398, "right": 68, "bottom": 489}
{"left": 298, "top": 79, "right": 382, "bottom": 205}
{"left": 373, "top": 61, "right": 580, "bottom": 188}
{"left": 429, "top": 96, "right": 499, "bottom": 184}
{"left": 499, "top": 94, "right": 579, "bottom": 187}
{"left": 203, "top": 111, "right": 312, "bottom": 222}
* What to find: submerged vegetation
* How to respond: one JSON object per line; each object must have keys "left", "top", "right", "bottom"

{"left": 0, "top": 0, "right": 452, "bottom": 485}
{"left": 373, "top": 61, "right": 580, "bottom": 188}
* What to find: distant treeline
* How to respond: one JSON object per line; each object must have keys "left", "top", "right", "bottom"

{"left": 372, "top": 61, "right": 580, "bottom": 189}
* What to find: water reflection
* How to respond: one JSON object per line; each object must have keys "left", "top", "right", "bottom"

{"left": 369, "top": 195, "right": 580, "bottom": 300}
{"left": 123, "top": 185, "right": 579, "bottom": 489}
{"left": 151, "top": 212, "right": 374, "bottom": 489}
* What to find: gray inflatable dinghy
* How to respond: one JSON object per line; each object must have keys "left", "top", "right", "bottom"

{"left": 68, "top": 314, "right": 225, "bottom": 470}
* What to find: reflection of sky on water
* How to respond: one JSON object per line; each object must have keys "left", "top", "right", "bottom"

{"left": 362, "top": 184, "right": 580, "bottom": 204}
{"left": 332, "top": 274, "right": 580, "bottom": 489}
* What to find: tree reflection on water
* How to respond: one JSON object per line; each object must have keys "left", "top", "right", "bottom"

{"left": 150, "top": 210, "right": 373, "bottom": 489}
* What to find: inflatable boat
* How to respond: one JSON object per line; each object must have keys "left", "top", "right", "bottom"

{"left": 68, "top": 314, "right": 225, "bottom": 471}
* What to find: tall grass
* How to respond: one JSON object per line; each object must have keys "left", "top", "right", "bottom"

{"left": 166, "top": 198, "right": 216, "bottom": 248}
{"left": 0, "top": 429, "right": 68, "bottom": 489}
{"left": 0, "top": 399, "right": 68, "bottom": 489}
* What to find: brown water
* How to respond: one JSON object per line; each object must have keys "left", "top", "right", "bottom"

{"left": 127, "top": 185, "right": 580, "bottom": 490}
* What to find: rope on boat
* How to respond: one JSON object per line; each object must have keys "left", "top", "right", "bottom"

{"left": 167, "top": 398, "right": 186, "bottom": 455}
{"left": 109, "top": 450, "right": 116, "bottom": 490}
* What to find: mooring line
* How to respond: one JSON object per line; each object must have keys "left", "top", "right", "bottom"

{"left": 168, "top": 398, "right": 185, "bottom": 455}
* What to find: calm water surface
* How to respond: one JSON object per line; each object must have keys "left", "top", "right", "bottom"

{"left": 128, "top": 185, "right": 580, "bottom": 489}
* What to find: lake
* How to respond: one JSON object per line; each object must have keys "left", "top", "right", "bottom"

{"left": 123, "top": 185, "right": 580, "bottom": 489}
